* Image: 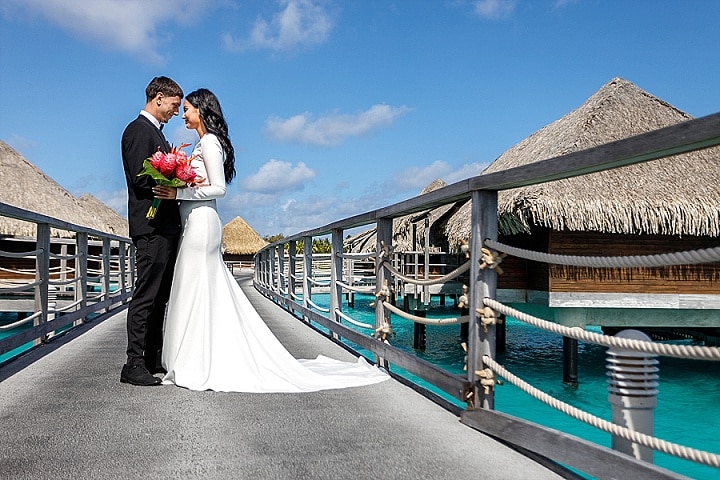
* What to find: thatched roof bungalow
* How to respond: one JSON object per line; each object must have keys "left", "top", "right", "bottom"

{"left": 0, "top": 140, "right": 127, "bottom": 238}
{"left": 0, "top": 140, "right": 131, "bottom": 283}
{"left": 345, "top": 179, "right": 465, "bottom": 254}
{"left": 440, "top": 78, "right": 720, "bottom": 328}
{"left": 77, "top": 193, "right": 129, "bottom": 238}
{"left": 222, "top": 216, "right": 268, "bottom": 265}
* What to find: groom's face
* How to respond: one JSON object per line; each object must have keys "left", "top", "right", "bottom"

{"left": 155, "top": 93, "right": 182, "bottom": 124}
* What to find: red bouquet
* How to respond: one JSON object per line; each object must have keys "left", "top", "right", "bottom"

{"left": 137, "top": 143, "right": 197, "bottom": 219}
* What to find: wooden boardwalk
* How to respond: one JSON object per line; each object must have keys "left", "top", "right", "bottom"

{"left": 0, "top": 273, "right": 568, "bottom": 480}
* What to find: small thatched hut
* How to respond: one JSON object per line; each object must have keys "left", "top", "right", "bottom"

{"left": 222, "top": 216, "right": 268, "bottom": 265}
{"left": 345, "top": 179, "right": 465, "bottom": 253}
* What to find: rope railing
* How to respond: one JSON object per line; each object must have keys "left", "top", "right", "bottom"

{"left": 484, "top": 298, "right": 720, "bottom": 361}
{"left": 48, "top": 276, "right": 80, "bottom": 287}
{"left": 48, "top": 251, "right": 83, "bottom": 261}
{"left": 55, "top": 297, "right": 84, "bottom": 313}
{"left": 337, "top": 251, "right": 377, "bottom": 260}
{"left": 0, "top": 248, "right": 42, "bottom": 258}
{"left": 383, "top": 260, "right": 470, "bottom": 286}
{"left": 335, "top": 280, "right": 376, "bottom": 294}
{"left": 482, "top": 355, "right": 720, "bottom": 468}
{"left": 308, "top": 277, "right": 330, "bottom": 287}
{"left": 306, "top": 297, "right": 330, "bottom": 313}
{"left": 484, "top": 239, "right": 720, "bottom": 268}
{"left": 0, "top": 279, "right": 43, "bottom": 293}
{"left": 0, "top": 267, "right": 36, "bottom": 276}
{"left": 0, "top": 311, "right": 43, "bottom": 330}
{"left": 382, "top": 301, "right": 469, "bottom": 325}
{"left": 334, "top": 308, "right": 374, "bottom": 329}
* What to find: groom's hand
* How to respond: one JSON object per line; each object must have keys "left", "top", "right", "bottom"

{"left": 152, "top": 186, "right": 177, "bottom": 199}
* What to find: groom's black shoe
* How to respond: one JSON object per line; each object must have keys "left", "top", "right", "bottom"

{"left": 120, "top": 364, "right": 162, "bottom": 386}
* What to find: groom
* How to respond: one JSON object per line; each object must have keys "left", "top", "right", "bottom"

{"left": 120, "top": 76, "right": 183, "bottom": 386}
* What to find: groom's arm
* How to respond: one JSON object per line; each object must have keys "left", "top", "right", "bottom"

{"left": 122, "top": 121, "right": 162, "bottom": 196}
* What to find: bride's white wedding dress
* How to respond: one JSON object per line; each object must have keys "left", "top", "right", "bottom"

{"left": 161, "top": 134, "right": 388, "bottom": 392}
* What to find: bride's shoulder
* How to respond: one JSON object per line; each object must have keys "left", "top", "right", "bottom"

{"left": 199, "top": 133, "right": 221, "bottom": 148}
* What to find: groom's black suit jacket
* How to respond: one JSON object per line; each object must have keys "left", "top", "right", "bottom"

{"left": 121, "top": 114, "right": 181, "bottom": 239}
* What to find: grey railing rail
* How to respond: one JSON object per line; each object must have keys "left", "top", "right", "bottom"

{"left": 254, "top": 112, "right": 720, "bottom": 480}
{"left": 0, "top": 201, "right": 134, "bottom": 361}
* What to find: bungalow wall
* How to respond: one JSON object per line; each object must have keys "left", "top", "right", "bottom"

{"left": 548, "top": 230, "right": 720, "bottom": 294}
{"left": 497, "top": 231, "right": 549, "bottom": 292}
{"left": 496, "top": 229, "right": 720, "bottom": 296}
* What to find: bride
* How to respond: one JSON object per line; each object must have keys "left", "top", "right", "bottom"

{"left": 152, "top": 88, "right": 388, "bottom": 392}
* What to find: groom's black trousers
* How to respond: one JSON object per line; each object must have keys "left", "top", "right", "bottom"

{"left": 126, "top": 232, "right": 179, "bottom": 367}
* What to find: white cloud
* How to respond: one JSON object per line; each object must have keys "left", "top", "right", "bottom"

{"left": 390, "top": 160, "right": 454, "bottom": 192}
{"left": 387, "top": 160, "right": 489, "bottom": 193}
{"left": 265, "top": 104, "right": 410, "bottom": 146}
{"left": 240, "top": 159, "right": 316, "bottom": 193}
{"left": 443, "top": 162, "right": 488, "bottom": 184}
{"left": 2, "top": 0, "right": 207, "bottom": 64}
{"left": 224, "top": 0, "right": 333, "bottom": 52}
{"left": 473, "top": 0, "right": 516, "bottom": 19}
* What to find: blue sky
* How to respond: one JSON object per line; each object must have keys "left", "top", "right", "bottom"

{"left": 1, "top": 0, "right": 719, "bottom": 237}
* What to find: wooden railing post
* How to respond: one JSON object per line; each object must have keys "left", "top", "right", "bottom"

{"left": 288, "top": 240, "right": 297, "bottom": 310}
{"left": 34, "top": 223, "right": 50, "bottom": 345}
{"left": 468, "top": 190, "right": 499, "bottom": 410}
{"left": 330, "top": 229, "right": 344, "bottom": 340}
{"left": 118, "top": 240, "right": 129, "bottom": 304}
{"left": 76, "top": 232, "right": 88, "bottom": 324}
{"left": 277, "top": 243, "right": 285, "bottom": 295}
{"left": 269, "top": 246, "right": 277, "bottom": 293}
{"left": 102, "top": 237, "right": 111, "bottom": 313}
{"left": 375, "top": 218, "right": 393, "bottom": 368}
{"left": 302, "top": 235, "right": 313, "bottom": 322}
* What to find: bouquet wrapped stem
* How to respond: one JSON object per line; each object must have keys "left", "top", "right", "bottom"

{"left": 147, "top": 198, "right": 162, "bottom": 220}
{"left": 137, "top": 143, "right": 196, "bottom": 220}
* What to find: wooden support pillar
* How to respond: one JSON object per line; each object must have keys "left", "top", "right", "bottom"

{"left": 460, "top": 306, "right": 469, "bottom": 341}
{"left": 496, "top": 315, "right": 506, "bottom": 355}
{"left": 563, "top": 336, "right": 578, "bottom": 386}
{"left": 413, "top": 312, "right": 426, "bottom": 350}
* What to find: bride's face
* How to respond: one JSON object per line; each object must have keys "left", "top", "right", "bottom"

{"left": 182, "top": 100, "right": 204, "bottom": 134}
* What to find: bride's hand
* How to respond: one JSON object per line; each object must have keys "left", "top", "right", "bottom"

{"left": 191, "top": 176, "right": 210, "bottom": 187}
{"left": 153, "top": 185, "right": 177, "bottom": 199}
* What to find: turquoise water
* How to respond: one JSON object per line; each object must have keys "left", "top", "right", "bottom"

{"left": 310, "top": 292, "right": 720, "bottom": 480}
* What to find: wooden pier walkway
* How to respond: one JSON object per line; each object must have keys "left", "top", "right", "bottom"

{"left": 0, "top": 272, "right": 568, "bottom": 480}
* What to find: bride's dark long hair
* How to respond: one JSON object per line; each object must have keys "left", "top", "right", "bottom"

{"left": 186, "top": 88, "right": 236, "bottom": 184}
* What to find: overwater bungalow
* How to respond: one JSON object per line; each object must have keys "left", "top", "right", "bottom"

{"left": 348, "top": 78, "right": 720, "bottom": 343}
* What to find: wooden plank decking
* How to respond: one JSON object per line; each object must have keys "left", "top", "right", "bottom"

{"left": 0, "top": 272, "right": 568, "bottom": 480}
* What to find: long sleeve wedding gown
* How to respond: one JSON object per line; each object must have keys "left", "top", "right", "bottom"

{"left": 161, "top": 134, "right": 388, "bottom": 392}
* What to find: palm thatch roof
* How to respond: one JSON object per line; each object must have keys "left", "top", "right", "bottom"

{"left": 0, "top": 140, "right": 127, "bottom": 238}
{"left": 222, "top": 216, "right": 268, "bottom": 255}
{"left": 77, "top": 193, "right": 129, "bottom": 237}
{"left": 345, "top": 179, "right": 464, "bottom": 253}
{"left": 443, "top": 77, "right": 720, "bottom": 250}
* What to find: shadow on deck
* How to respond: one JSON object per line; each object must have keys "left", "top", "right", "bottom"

{"left": 0, "top": 273, "right": 567, "bottom": 480}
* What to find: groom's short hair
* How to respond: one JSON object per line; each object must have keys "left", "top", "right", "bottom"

{"left": 145, "top": 76, "right": 184, "bottom": 102}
